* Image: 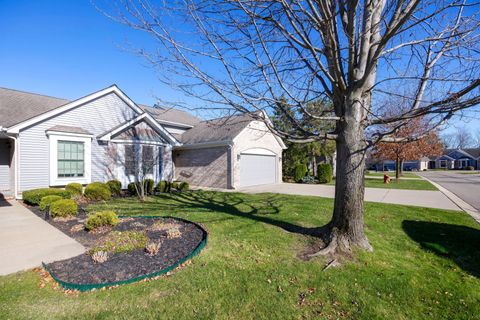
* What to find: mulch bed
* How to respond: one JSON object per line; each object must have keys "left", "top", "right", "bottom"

{"left": 27, "top": 204, "right": 206, "bottom": 287}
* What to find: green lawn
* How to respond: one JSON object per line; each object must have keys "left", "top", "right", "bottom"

{"left": 366, "top": 171, "right": 419, "bottom": 178}
{"left": 1, "top": 191, "right": 480, "bottom": 319}
{"left": 328, "top": 177, "right": 437, "bottom": 191}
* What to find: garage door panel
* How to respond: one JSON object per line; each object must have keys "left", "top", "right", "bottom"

{"left": 240, "top": 154, "right": 276, "bottom": 187}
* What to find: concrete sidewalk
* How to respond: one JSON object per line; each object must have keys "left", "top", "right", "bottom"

{"left": 238, "top": 183, "right": 460, "bottom": 211}
{"left": 0, "top": 200, "right": 84, "bottom": 276}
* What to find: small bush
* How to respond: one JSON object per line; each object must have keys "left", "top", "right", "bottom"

{"left": 50, "top": 199, "right": 78, "bottom": 218}
{"left": 128, "top": 182, "right": 137, "bottom": 195}
{"left": 317, "top": 163, "right": 333, "bottom": 184}
{"left": 465, "top": 166, "right": 475, "bottom": 171}
{"left": 22, "top": 188, "right": 71, "bottom": 205}
{"left": 144, "top": 179, "right": 155, "bottom": 195}
{"left": 91, "top": 231, "right": 149, "bottom": 254}
{"left": 65, "top": 183, "right": 83, "bottom": 197}
{"left": 294, "top": 163, "right": 308, "bottom": 182}
{"left": 85, "top": 211, "right": 119, "bottom": 231}
{"left": 156, "top": 180, "right": 170, "bottom": 193}
{"left": 39, "top": 195, "right": 62, "bottom": 211}
{"left": 106, "top": 180, "right": 122, "bottom": 196}
{"left": 171, "top": 181, "right": 179, "bottom": 190}
{"left": 178, "top": 181, "right": 189, "bottom": 191}
{"left": 84, "top": 182, "right": 111, "bottom": 201}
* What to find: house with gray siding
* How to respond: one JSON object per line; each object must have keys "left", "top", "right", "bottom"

{"left": 0, "top": 85, "right": 286, "bottom": 199}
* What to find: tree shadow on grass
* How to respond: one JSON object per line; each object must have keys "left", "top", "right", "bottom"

{"left": 402, "top": 220, "right": 480, "bottom": 277}
{"left": 148, "top": 191, "right": 324, "bottom": 237}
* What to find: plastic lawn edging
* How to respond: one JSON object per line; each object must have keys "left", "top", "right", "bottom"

{"left": 42, "top": 216, "right": 208, "bottom": 292}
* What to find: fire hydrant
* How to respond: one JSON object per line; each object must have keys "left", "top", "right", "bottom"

{"left": 383, "top": 174, "right": 391, "bottom": 184}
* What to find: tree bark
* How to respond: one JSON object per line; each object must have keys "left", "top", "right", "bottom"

{"left": 395, "top": 156, "right": 400, "bottom": 180}
{"left": 313, "top": 95, "right": 373, "bottom": 256}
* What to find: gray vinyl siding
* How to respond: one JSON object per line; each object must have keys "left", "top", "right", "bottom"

{"left": 0, "top": 139, "right": 11, "bottom": 191}
{"left": 18, "top": 93, "right": 139, "bottom": 192}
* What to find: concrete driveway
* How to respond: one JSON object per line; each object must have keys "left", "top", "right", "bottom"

{"left": 418, "top": 171, "right": 480, "bottom": 211}
{"left": 238, "top": 183, "right": 460, "bottom": 211}
{"left": 0, "top": 199, "right": 84, "bottom": 276}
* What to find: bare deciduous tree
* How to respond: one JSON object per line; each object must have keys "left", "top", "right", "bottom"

{"left": 99, "top": 0, "right": 480, "bottom": 257}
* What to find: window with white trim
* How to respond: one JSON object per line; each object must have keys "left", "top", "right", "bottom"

{"left": 57, "top": 140, "right": 85, "bottom": 177}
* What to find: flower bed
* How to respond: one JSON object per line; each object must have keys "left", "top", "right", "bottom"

{"left": 29, "top": 206, "right": 207, "bottom": 291}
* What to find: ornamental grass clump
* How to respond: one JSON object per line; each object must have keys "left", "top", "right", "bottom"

{"left": 91, "top": 251, "right": 108, "bottom": 264}
{"left": 166, "top": 227, "right": 182, "bottom": 239}
{"left": 145, "top": 242, "right": 161, "bottom": 256}
{"left": 85, "top": 211, "right": 119, "bottom": 231}
{"left": 91, "top": 231, "right": 149, "bottom": 254}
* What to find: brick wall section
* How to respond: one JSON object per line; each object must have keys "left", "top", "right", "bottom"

{"left": 174, "top": 146, "right": 229, "bottom": 188}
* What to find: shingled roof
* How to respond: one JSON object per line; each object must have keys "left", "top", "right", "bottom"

{"left": 179, "top": 113, "right": 255, "bottom": 145}
{"left": 0, "top": 87, "right": 201, "bottom": 129}
{"left": 138, "top": 104, "right": 201, "bottom": 127}
{"left": 0, "top": 87, "right": 69, "bottom": 128}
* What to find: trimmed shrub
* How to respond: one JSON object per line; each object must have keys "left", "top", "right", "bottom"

{"left": 144, "top": 179, "right": 155, "bottom": 195}
{"left": 466, "top": 166, "right": 475, "bottom": 171}
{"left": 22, "top": 188, "right": 71, "bottom": 205}
{"left": 128, "top": 182, "right": 137, "bottom": 195}
{"left": 294, "top": 163, "right": 308, "bottom": 182}
{"left": 106, "top": 180, "right": 122, "bottom": 196}
{"left": 156, "top": 180, "right": 170, "bottom": 193}
{"left": 178, "top": 181, "right": 190, "bottom": 191}
{"left": 39, "top": 195, "right": 62, "bottom": 211}
{"left": 65, "top": 182, "right": 83, "bottom": 197}
{"left": 50, "top": 199, "right": 78, "bottom": 218}
{"left": 171, "top": 181, "right": 179, "bottom": 190}
{"left": 85, "top": 211, "right": 119, "bottom": 231}
{"left": 317, "top": 163, "right": 333, "bottom": 184}
{"left": 84, "top": 182, "right": 112, "bottom": 201}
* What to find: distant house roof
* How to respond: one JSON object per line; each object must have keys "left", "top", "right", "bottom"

{"left": 0, "top": 87, "right": 201, "bottom": 129}
{"left": 138, "top": 104, "right": 201, "bottom": 127}
{"left": 179, "top": 113, "right": 254, "bottom": 145}
{"left": 46, "top": 125, "right": 93, "bottom": 136}
{"left": 463, "top": 148, "right": 480, "bottom": 159}
{"left": 0, "top": 87, "right": 69, "bottom": 128}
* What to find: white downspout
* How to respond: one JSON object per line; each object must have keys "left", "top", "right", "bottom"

{"left": 10, "top": 135, "right": 19, "bottom": 199}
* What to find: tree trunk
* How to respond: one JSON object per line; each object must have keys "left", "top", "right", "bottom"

{"left": 395, "top": 157, "right": 400, "bottom": 180}
{"left": 312, "top": 96, "right": 373, "bottom": 257}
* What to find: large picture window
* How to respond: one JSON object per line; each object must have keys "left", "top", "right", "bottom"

{"left": 57, "top": 140, "right": 84, "bottom": 177}
{"left": 142, "top": 146, "right": 154, "bottom": 174}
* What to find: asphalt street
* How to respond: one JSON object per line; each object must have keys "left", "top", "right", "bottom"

{"left": 418, "top": 171, "right": 480, "bottom": 211}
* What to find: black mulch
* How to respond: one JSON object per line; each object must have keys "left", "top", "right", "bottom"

{"left": 27, "top": 204, "right": 206, "bottom": 285}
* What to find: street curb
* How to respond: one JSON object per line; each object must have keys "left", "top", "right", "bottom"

{"left": 421, "top": 176, "right": 480, "bottom": 224}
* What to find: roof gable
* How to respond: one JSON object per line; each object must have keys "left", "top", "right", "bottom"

{"left": 97, "top": 113, "right": 180, "bottom": 146}
{"left": 5, "top": 85, "right": 144, "bottom": 133}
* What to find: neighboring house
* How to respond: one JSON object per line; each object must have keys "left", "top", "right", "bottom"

{"left": 367, "top": 148, "right": 480, "bottom": 171}
{"left": 0, "top": 85, "right": 286, "bottom": 199}
{"left": 426, "top": 148, "right": 480, "bottom": 170}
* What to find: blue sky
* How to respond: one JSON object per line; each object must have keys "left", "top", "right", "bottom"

{"left": 0, "top": 0, "right": 478, "bottom": 133}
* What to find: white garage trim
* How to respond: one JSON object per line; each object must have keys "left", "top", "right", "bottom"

{"left": 240, "top": 147, "right": 276, "bottom": 156}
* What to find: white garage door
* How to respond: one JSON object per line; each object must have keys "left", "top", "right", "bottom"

{"left": 240, "top": 153, "right": 277, "bottom": 187}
